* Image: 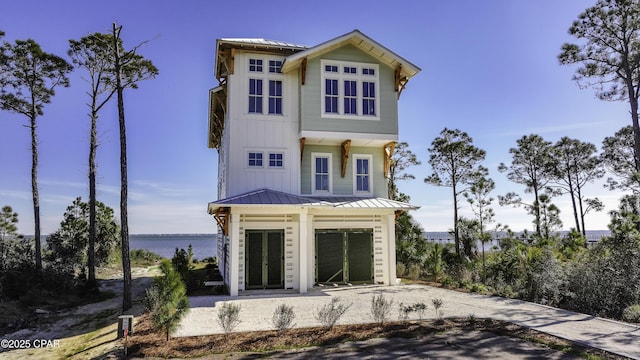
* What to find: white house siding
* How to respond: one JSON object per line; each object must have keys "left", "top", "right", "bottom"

{"left": 222, "top": 206, "right": 396, "bottom": 296}
{"left": 223, "top": 51, "right": 301, "bottom": 198}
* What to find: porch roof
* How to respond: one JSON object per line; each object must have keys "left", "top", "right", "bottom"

{"left": 207, "top": 188, "right": 419, "bottom": 214}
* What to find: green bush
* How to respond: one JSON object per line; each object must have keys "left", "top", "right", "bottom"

{"left": 396, "top": 262, "right": 406, "bottom": 277}
{"left": 272, "top": 304, "right": 296, "bottom": 333}
{"left": 407, "top": 263, "right": 421, "bottom": 280}
{"left": 218, "top": 302, "right": 241, "bottom": 335}
{"left": 622, "top": 304, "right": 640, "bottom": 323}
{"left": 146, "top": 260, "right": 190, "bottom": 341}
{"left": 370, "top": 293, "right": 393, "bottom": 324}
{"left": 315, "top": 297, "right": 351, "bottom": 329}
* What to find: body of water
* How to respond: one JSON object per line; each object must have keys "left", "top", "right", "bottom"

{"left": 130, "top": 230, "right": 611, "bottom": 260}
{"left": 130, "top": 234, "right": 217, "bottom": 260}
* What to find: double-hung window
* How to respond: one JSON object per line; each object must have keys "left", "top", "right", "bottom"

{"left": 248, "top": 57, "right": 284, "bottom": 115}
{"left": 312, "top": 153, "right": 332, "bottom": 193}
{"left": 321, "top": 60, "right": 379, "bottom": 119}
{"left": 353, "top": 155, "right": 372, "bottom": 194}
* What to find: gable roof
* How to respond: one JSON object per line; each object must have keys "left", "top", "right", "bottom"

{"left": 207, "top": 188, "right": 419, "bottom": 214}
{"left": 281, "top": 29, "right": 421, "bottom": 80}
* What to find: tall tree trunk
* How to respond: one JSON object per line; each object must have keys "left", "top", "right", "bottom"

{"left": 566, "top": 173, "right": 581, "bottom": 235}
{"left": 630, "top": 96, "right": 640, "bottom": 172}
{"left": 30, "top": 114, "right": 42, "bottom": 273}
{"left": 452, "top": 184, "right": 460, "bottom": 256}
{"left": 114, "top": 23, "right": 132, "bottom": 311}
{"left": 87, "top": 108, "right": 97, "bottom": 288}
{"left": 532, "top": 186, "right": 541, "bottom": 238}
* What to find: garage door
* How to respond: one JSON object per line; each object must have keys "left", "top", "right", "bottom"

{"left": 315, "top": 229, "right": 373, "bottom": 285}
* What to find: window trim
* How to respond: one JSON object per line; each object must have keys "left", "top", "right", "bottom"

{"left": 268, "top": 152, "right": 284, "bottom": 168}
{"left": 247, "top": 151, "right": 264, "bottom": 168}
{"left": 320, "top": 60, "right": 380, "bottom": 120}
{"left": 352, "top": 154, "right": 373, "bottom": 195}
{"left": 247, "top": 55, "right": 285, "bottom": 116}
{"left": 312, "top": 153, "right": 332, "bottom": 194}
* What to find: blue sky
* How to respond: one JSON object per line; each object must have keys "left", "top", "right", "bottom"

{"left": 0, "top": 0, "right": 631, "bottom": 235}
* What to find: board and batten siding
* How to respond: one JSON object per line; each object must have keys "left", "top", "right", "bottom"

{"left": 223, "top": 51, "right": 301, "bottom": 197}
{"left": 301, "top": 144, "right": 387, "bottom": 198}
{"left": 300, "top": 44, "right": 399, "bottom": 136}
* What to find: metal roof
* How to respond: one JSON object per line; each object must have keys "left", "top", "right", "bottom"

{"left": 217, "top": 38, "right": 309, "bottom": 50}
{"left": 207, "top": 188, "right": 419, "bottom": 214}
{"left": 281, "top": 29, "right": 420, "bottom": 80}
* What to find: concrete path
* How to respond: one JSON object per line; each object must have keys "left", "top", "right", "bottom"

{"left": 175, "top": 284, "right": 640, "bottom": 359}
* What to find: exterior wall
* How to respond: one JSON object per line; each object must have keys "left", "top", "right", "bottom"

{"left": 300, "top": 44, "right": 399, "bottom": 136}
{"left": 224, "top": 206, "right": 396, "bottom": 296}
{"left": 222, "top": 51, "right": 301, "bottom": 198}
{"left": 300, "top": 144, "right": 387, "bottom": 197}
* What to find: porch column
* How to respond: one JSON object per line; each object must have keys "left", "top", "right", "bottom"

{"left": 387, "top": 213, "right": 397, "bottom": 285}
{"left": 298, "top": 208, "right": 308, "bottom": 293}
{"left": 229, "top": 212, "right": 241, "bottom": 296}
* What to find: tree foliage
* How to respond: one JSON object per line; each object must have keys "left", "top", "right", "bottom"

{"left": 68, "top": 32, "right": 120, "bottom": 287}
{"left": 559, "top": 0, "right": 640, "bottom": 171}
{"left": 387, "top": 142, "right": 420, "bottom": 201}
{"left": 0, "top": 38, "right": 72, "bottom": 273}
{"left": 602, "top": 126, "right": 640, "bottom": 193}
{"left": 498, "top": 134, "right": 557, "bottom": 237}
{"left": 146, "top": 260, "right": 190, "bottom": 341}
{"left": 550, "top": 137, "right": 604, "bottom": 235}
{"left": 45, "top": 197, "right": 119, "bottom": 278}
{"left": 425, "top": 128, "right": 486, "bottom": 256}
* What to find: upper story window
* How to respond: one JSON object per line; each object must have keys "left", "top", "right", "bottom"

{"left": 321, "top": 60, "right": 379, "bottom": 120}
{"left": 269, "top": 152, "right": 284, "bottom": 168}
{"left": 248, "top": 56, "right": 284, "bottom": 115}
{"left": 312, "top": 153, "right": 332, "bottom": 194}
{"left": 353, "top": 155, "right": 372, "bottom": 194}
{"left": 249, "top": 59, "right": 263, "bottom": 72}
{"left": 248, "top": 152, "right": 263, "bottom": 167}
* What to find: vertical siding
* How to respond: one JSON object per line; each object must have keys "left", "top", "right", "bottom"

{"left": 300, "top": 44, "right": 398, "bottom": 135}
{"left": 223, "top": 51, "right": 301, "bottom": 198}
{"left": 301, "top": 144, "right": 388, "bottom": 197}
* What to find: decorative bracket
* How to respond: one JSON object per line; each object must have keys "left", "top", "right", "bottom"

{"left": 300, "top": 137, "right": 306, "bottom": 162}
{"left": 394, "top": 65, "right": 409, "bottom": 99}
{"left": 341, "top": 139, "right": 351, "bottom": 178}
{"left": 213, "top": 207, "right": 230, "bottom": 236}
{"left": 383, "top": 141, "right": 396, "bottom": 178}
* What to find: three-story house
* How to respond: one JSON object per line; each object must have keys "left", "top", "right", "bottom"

{"left": 208, "top": 30, "right": 420, "bottom": 296}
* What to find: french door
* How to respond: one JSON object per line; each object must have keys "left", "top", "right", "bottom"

{"left": 245, "top": 230, "right": 284, "bottom": 289}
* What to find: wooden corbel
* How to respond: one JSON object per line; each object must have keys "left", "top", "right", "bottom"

{"left": 300, "top": 137, "right": 306, "bottom": 162}
{"left": 341, "top": 139, "right": 351, "bottom": 178}
{"left": 213, "top": 207, "right": 230, "bottom": 236}
{"left": 394, "top": 65, "right": 409, "bottom": 99}
{"left": 383, "top": 141, "right": 396, "bottom": 178}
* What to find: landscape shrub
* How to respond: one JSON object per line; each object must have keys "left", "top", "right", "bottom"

{"left": 432, "top": 298, "right": 444, "bottom": 322}
{"left": 370, "top": 293, "right": 393, "bottom": 325}
{"left": 521, "top": 248, "right": 565, "bottom": 306}
{"left": 217, "top": 302, "right": 242, "bottom": 335}
{"left": 146, "top": 260, "right": 190, "bottom": 341}
{"left": 272, "top": 304, "right": 296, "bottom": 333}
{"left": 314, "top": 297, "right": 351, "bottom": 329}
{"left": 407, "top": 263, "right": 421, "bottom": 280}
{"left": 396, "top": 262, "right": 406, "bottom": 277}
{"left": 622, "top": 304, "right": 640, "bottom": 323}
{"left": 398, "top": 302, "right": 427, "bottom": 322}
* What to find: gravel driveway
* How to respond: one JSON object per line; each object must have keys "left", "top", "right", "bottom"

{"left": 176, "top": 284, "right": 640, "bottom": 359}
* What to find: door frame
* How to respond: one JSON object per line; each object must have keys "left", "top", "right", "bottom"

{"left": 245, "top": 229, "right": 284, "bottom": 289}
